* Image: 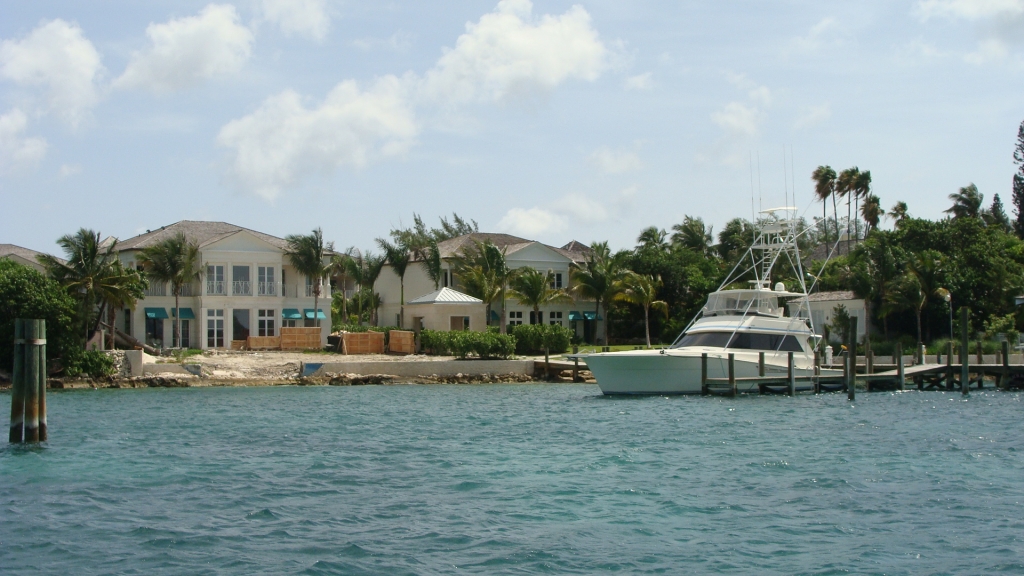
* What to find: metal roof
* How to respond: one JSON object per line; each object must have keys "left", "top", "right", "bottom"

{"left": 407, "top": 287, "right": 483, "bottom": 304}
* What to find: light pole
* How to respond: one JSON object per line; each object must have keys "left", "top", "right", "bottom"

{"left": 940, "top": 289, "right": 952, "bottom": 341}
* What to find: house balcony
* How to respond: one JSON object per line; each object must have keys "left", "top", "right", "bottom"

{"left": 233, "top": 281, "right": 252, "bottom": 296}
{"left": 144, "top": 283, "right": 166, "bottom": 297}
{"left": 257, "top": 281, "right": 279, "bottom": 297}
{"left": 206, "top": 280, "right": 227, "bottom": 295}
{"left": 179, "top": 283, "right": 197, "bottom": 297}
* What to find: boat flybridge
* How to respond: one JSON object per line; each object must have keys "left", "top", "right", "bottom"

{"left": 583, "top": 207, "right": 842, "bottom": 395}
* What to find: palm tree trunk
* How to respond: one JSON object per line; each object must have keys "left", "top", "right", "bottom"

{"left": 107, "top": 305, "right": 116, "bottom": 350}
{"left": 602, "top": 299, "right": 610, "bottom": 346}
{"left": 823, "top": 203, "right": 828, "bottom": 247}
{"left": 314, "top": 282, "right": 320, "bottom": 331}
{"left": 644, "top": 306, "right": 651, "bottom": 348}
{"left": 500, "top": 285, "right": 507, "bottom": 334}
{"left": 174, "top": 289, "right": 181, "bottom": 348}
{"left": 357, "top": 283, "right": 363, "bottom": 326}
{"left": 340, "top": 274, "right": 348, "bottom": 322}
{"left": 399, "top": 277, "right": 404, "bottom": 329}
{"left": 832, "top": 194, "right": 839, "bottom": 252}
{"left": 916, "top": 306, "right": 923, "bottom": 347}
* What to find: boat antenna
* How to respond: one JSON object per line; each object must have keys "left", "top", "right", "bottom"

{"left": 749, "top": 152, "right": 756, "bottom": 226}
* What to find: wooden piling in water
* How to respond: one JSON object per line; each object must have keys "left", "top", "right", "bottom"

{"left": 848, "top": 316, "right": 857, "bottom": 401}
{"left": 758, "top": 351, "right": 765, "bottom": 377}
{"left": 960, "top": 307, "right": 969, "bottom": 396}
{"left": 701, "top": 353, "right": 708, "bottom": 395}
{"left": 23, "top": 319, "right": 40, "bottom": 442}
{"left": 813, "top": 350, "right": 821, "bottom": 394}
{"left": 787, "top": 351, "right": 795, "bottom": 396}
{"left": 976, "top": 340, "right": 983, "bottom": 366}
{"left": 728, "top": 353, "right": 736, "bottom": 397}
{"left": 896, "top": 342, "right": 905, "bottom": 391}
{"left": 1000, "top": 341, "right": 1010, "bottom": 389}
{"left": 867, "top": 350, "right": 874, "bottom": 375}
{"left": 9, "top": 319, "right": 25, "bottom": 443}
{"left": 37, "top": 320, "right": 46, "bottom": 442}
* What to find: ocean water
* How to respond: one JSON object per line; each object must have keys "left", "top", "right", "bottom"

{"left": 2, "top": 384, "right": 1022, "bottom": 575}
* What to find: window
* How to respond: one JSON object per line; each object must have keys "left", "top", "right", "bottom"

{"left": 674, "top": 331, "right": 803, "bottom": 352}
{"left": 443, "top": 270, "right": 449, "bottom": 287}
{"left": 172, "top": 320, "right": 190, "bottom": 348}
{"left": 258, "top": 309, "right": 276, "bottom": 336}
{"left": 207, "top": 265, "right": 225, "bottom": 295}
{"left": 508, "top": 311, "right": 523, "bottom": 326}
{"left": 550, "top": 272, "right": 563, "bottom": 289}
{"left": 233, "top": 266, "right": 251, "bottom": 296}
{"left": 450, "top": 316, "right": 470, "bottom": 331}
{"left": 530, "top": 311, "right": 544, "bottom": 325}
{"left": 233, "top": 309, "right": 251, "bottom": 341}
{"left": 124, "top": 309, "right": 131, "bottom": 335}
{"left": 207, "top": 309, "right": 224, "bottom": 348}
{"left": 258, "top": 267, "right": 276, "bottom": 296}
{"left": 145, "top": 317, "right": 163, "bottom": 348}
{"left": 549, "top": 311, "right": 563, "bottom": 326}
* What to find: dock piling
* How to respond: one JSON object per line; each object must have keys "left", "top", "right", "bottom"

{"left": 9, "top": 319, "right": 25, "bottom": 443}
{"left": 572, "top": 345, "right": 579, "bottom": 382}
{"left": 1001, "top": 340, "right": 1010, "bottom": 389}
{"left": 813, "top": 350, "right": 821, "bottom": 394}
{"left": 701, "top": 353, "right": 708, "bottom": 395}
{"left": 758, "top": 352, "right": 765, "bottom": 377}
{"left": 787, "top": 352, "right": 795, "bottom": 396}
{"left": 896, "top": 342, "right": 905, "bottom": 391}
{"left": 960, "top": 307, "right": 969, "bottom": 396}
{"left": 847, "top": 316, "right": 857, "bottom": 401}
{"left": 728, "top": 353, "right": 736, "bottom": 397}
{"left": 22, "top": 320, "right": 41, "bottom": 442}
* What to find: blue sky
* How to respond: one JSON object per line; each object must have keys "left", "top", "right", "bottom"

{"left": 2, "top": 0, "right": 1022, "bottom": 255}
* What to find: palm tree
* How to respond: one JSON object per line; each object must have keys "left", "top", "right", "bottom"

{"left": 636, "top": 226, "right": 668, "bottom": 253}
{"left": 452, "top": 240, "right": 517, "bottom": 333}
{"left": 285, "top": 228, "right": 332, "bottom": 329}
{"left": 836, "top": 167, "right": 862, "bottom": 250}
{"left": 850, "top": 234, "right": 899, "bottom": 338}
{"left": 570, "top": 242, "right": 625, "bottom": 345}
{"left": 860, "top": 194, "right": 884, "bottom": 231}
{"left": 376, "top": 238, "right": 411, "bottom": 328}
{"left": 40, "top": 228, "right": 147, "bottom": 346}
{"left": 507, "top": 269, "right": 572, "bottom": 325}
{"left": 137, "top": 232, "right": 203, "bottom": 349}
{"left": 422, "top": 239, "right": 443, "bottom": 290}
{"left": 330, "top": 247, "right": 357, "bottom": 324}
{"left": 456, "top": 264, "right": 503, "bottom": 326}
{"left": 671, "top": 216, "right": 713, "bottom": 255}
{"left": 890, "top": 201, "right": 910, "bottom": 229}
{"left": 945, "top": 183, "right": 983, "bottom": 219}
{"left": 811, "top": 165, "right": 837, "bottom": 248}
{"left": 887, "top": 249, "right": 945, "bottom": 347}
{"left": 615, "top": 272, "right": 668, "bottom": 348}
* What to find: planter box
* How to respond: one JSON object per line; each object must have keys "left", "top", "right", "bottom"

{"left": 342, "top": 331, "right": 385, "bottom": 355}
{"left": 389, "top": 330, "right": 415, "bottom": 354}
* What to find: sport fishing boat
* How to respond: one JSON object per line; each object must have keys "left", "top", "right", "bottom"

{"left": 582, "top": 207, "right": 841, "bottom": 395}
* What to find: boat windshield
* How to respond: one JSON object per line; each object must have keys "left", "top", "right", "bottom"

{"left": 674, "top": 331, "right": 803, "bottom": 352}
{"left": 703, "top": 290, "right": 781, "bottom": 317}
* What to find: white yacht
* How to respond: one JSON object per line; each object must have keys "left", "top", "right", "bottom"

{"left": 583, "top": 208, "right": 841, "bottom": 395}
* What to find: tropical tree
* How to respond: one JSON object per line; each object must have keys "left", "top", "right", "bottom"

{"left": 422, "top": 239, "right": 443, "bottom": 290}
{"left": 890, "top": 201, "right": 910, "bottom": 229}
{"left": 860, "top": 194, "right": 885, "bottom": 231}
{"left": 615, "top": 272, "right": 668, "bottom": 348}
{"left": 812, "top": 165, "right": 837, "bottom": 247}
{"left": 330, "top": 247, "right": 357, "bottom": 323}
{"left": 363, "top": 253, "right": 386, "bottom": 326}
{"left": 836, "top": 167, "right": 864, "bottom": 248}
{"left": 716, "top": 218, "right": 755, "bottom": 261}
{"left": 945, "top": 183, "right": 983, "bottom": 219}
{"left": 285, "top": 228, "right": 332, "bottom": 328}
{"left": 1012, "top": 120, "right": 1024, "bottom": 238}
{"left": 507, "top": 268, "right": 571, "bottom": 324}
{"left": 986, "top": 194, "right": 1012, "bottom": 232}
{"left": 376, "top": 238, "right": 411, "bottom": 328}
{"left": 671, "top": 216, "right": 713, "bottom": 255}
{"left": 451, "top": 239, "right": 517, "bottom": 333}
{"left": 636, "top": 226, "right": 668, "bottom": 253}
{"left": 39, "top": 228, "right": 147, "bottom": 347}
{"left": 137, "top": 232, "right": 203, "bottom": 348}
{"left": 887, "top": 249, "right": 945, "bottom": 347}
{"left": 570, "top": 241, "right": 626, "bottom": 345}
{"left": 849, "top": 233, "right": 900, "bottom": 338}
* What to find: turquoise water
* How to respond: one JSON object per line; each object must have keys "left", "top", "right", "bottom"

{"left": 2, "top": 385, "right": 1023, "bottom": 574}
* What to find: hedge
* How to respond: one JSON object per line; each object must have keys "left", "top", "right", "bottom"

{"left": 509, "top": 324, "right": 573, "bottom": 355}
{"left": 419, "top": 329, "right": 516, "bottom": 359}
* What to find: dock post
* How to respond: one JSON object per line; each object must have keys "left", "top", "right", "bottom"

{"left": 701, "top": 353, "right": 708, "bottom": 395}
{"left": 22, "top": 319, "right": 40, "bottom": 442}
{"left": 896, "top": 342, "right": 905, "bottom": 391}
{"left": 946, "top": 341, "right": 954, "bottom": 390}
{"left": 813, "top": 350, "right": 820, "bottom": 394}
{"left": 1000, "top": 340, "right": 1010, "bottom": 389}
{"left": 35, "top": 320, "right": 46, "bottom": 442}
{"left": 960, "top": 307, "right": 969, "bottom": 396}
{"left": 787, "top": 352, "right": 795, "bottom": 396}
{"left": 867, "top": 350, "right": 874, "bottom": 375}
{"left": 847, "top": 316, "right": 857, "bottom": 401}
{"left": 728, "top": 353, "right": 736, "bottom": 397}
{"left": 572, "top": 345, "right": 579, "bottom": 383}
{"left": 758, "top": 351, "right": 765, "bottom": 377}
{"left": 976, "top": 340, "right": 983, "bottom": 366}
{"left": 9, "top": 319, "right": 25, "bottom": 443}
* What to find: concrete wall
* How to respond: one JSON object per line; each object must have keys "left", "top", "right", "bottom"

{"left": 314, "top": 359, "right": 535, "bottom": 378}
{"left": 405, "top": 302, "right": 487, "bottom": 332}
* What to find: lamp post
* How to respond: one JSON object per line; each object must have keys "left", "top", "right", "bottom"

{"left": 940, "top": 289, "right": 952, "bottom": 341}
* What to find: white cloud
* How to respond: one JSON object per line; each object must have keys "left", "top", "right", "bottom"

{"left": 793, "top": 103, "right": 831, "bottom": 130}
{"left": 589, "top": 147, "right": 642, "bottom": 174}
{"left": 217, "top": 75, "right": 417, "bottom": 199}
{"left": 260, "top": 0, "right": 330, "bottom": 42}
{"left": 58, "top": 163, "right": 81, "bottom": 177}
{"left": 712, "top": 102, "right": 760, "bottom": 136}
{"left": 0, "top": 19, "right": 103, "bottom": 127}
{"left": 789, "top": 17, "right": 846, "bottom": 53}
{"left": 624, "top": 72, "right": 652, "bottom": 90}
{"left": 497, "top": 206, "right": 568, "bottom": 237}
{"left": 352, "top": 33, "right": 413, "bottom": 52}
{"left": 551, "top": 192, "right": 610, "bottom": 223}
{"left": 916, "top": 0, "right": 1024, "bottom": 20}
{"left": 0, "top": 108, "right": 47, "bottom": 174}
{"left": 114, "top": 4, "right": 254, "bottom": 93}
{"left": 421, "top": 0, "right": 607, "bottom": 104}
{"left": 965, "top": 38, "right": 1011, "bottom": 62}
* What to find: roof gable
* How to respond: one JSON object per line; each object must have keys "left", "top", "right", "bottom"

{"left": 407, "top": 287, "right": 483, "bottom": 304}
{"left": 116, "top": 221, "right": 289, "bottom": 252}
{"left": 200, "top": 229, "right": 283, "bottom": 253}
{"left": 505, "top": 242, "right": 574, "bottom": 265}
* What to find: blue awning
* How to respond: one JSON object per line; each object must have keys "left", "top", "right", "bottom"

{"left": 304, "top": 308, "right": 327, "bottom": 320}
{"left": 568, "top": 311, "right": 583, "bottom": 322}
{"left": 171, "top": 308, "right": 195, "bottom": 320}
{"left": 282, "top": 308, "right": 302, "bottom": 320}
{"left": 490, "top": 309, "right": 500, "bottom": 321}
{"left": 584, "top": 311, "right": 603, "bottom": 321}
{"left": 144, "top": 307, "right": 168, "bottom": 319}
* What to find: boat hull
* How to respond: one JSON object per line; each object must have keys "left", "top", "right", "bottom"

{"left": 584, "top": 349, "right": 837, "bottom": 395}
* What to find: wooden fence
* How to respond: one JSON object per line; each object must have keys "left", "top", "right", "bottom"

{"left": 389, "top": 330, "right": 415, "bottom": 354}
{"left": 342, "top": 331, "right": 385, "bottom": 355}
{"left": 281, "top": 327, "right": 323, "bottom": 351}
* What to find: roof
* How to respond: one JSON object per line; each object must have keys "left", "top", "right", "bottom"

{"left": 407, "top": 287, "right": 483, "bottom": 304}
{"left": 806, "top": 291, "right": 858, "bottom": 302}
{"left": 431, "top": 233, "right": 590, "bottom": 264}
{"left": 0, "top": 243, "right": 64, "bottom": 265}
{"left": 114, "top": 221, "right": 292, "bottom": 252}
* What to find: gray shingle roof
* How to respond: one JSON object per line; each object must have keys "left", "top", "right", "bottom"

{"left": 0, "top": 244, "right": 64, "bottom": 265}
{"left": 115, "top": 221, "right": 290, "bottom": 251}
{"left": 807, "top": 290, "right": 858, "bottom": 302}
{"left": 433, "top": 233, "right": 589, "bottom": 264}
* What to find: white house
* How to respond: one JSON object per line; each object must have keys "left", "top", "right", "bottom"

{"left": 792, "top": 291, "right": 867, "bottom": 342}
{"left": 113, "top": 221, "right": 332, "bottom": 350}
{"left": 375, "top": 233, "right": 605, "bottom": 343}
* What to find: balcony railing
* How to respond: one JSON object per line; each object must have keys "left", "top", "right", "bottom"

{"left": 233, "top": 280, "right": 252, "bottom": 296}
{"left": 304, "top": 284, "right": 330, "bottom": 298}
{"left": 258, "top": 282, "right": 278, "bottom": 296}
{"left": 144, "top": 283, "right": 166, "bottom": 297}
{"left": 179, "top": 283, "right": 197, "bottom": 297}
{"left": 206, "top": 281, "right": 226, "bottom": 295}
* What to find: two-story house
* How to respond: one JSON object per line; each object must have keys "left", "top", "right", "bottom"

{"left": 375, "top": 233, "right": 604, "bottom": 342}
{"left": 113, "top": 221, "right": 332, "bottom": 350}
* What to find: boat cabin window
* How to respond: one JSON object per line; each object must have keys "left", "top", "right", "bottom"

{"left": 703, "top": 290, "right": 780, "bottom": 317}
{"left": 676, "top": 331, "right": 803, "bottom": 352}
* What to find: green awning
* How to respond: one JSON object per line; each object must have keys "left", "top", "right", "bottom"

{"left": 584, "top": 311, "right": 603, "bottom": 321}
{"left": 282, "top": 308, "right": 302, "bottom": 320}
{"left": 304, "top": 308, "right": 327, "bottom": 320}
{"left": 171, "top": 308, "right": 195, "bottom": 320}
{"left": 144, "top": 307, "right": 168, "bottom": 319}
{"left": 490, "top": 310, "right": 500, "bottom": 321}
{"left": 568, "top": 311, "right": 583, "bottom": 322}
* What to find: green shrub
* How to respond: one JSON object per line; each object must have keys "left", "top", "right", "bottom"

{"left": 0, "top": 260, "right": 80, "bottom": 373}
{"left": 419, "top": 329, "right": 516, "bottom": 359}
{"left": 65, "top": 350, "right": 115, "bottom": 378}
{"left": 509, "top": 324, "right": 572, "bottom": 355}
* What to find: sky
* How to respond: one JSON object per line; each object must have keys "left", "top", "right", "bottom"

{"left": 2, "top": 0, "right": 1023, "bottom": 256}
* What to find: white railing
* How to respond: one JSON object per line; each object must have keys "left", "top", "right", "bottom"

{"left": 179, "top": 283, "right": 197, "bottom": 297}
{"left": 304, "top": 284, "right": 329, "bottom": 298}
{"left": 258, "top": 282, "right": 278, "bottom": 296}
{"left": 206, "top": 281, "right": 226, "bottom": 295}
{"left": 233, "top": 281, "right": 252, "bottom": 296}
{"left": 144, "top": 283, "right": 166, "bottom": 297}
